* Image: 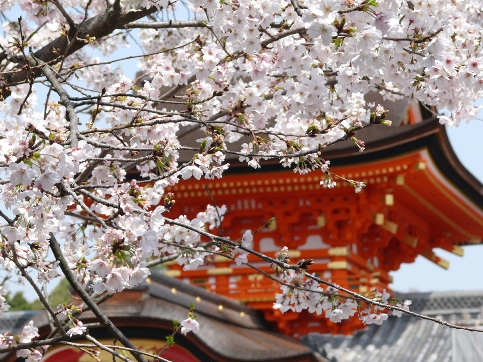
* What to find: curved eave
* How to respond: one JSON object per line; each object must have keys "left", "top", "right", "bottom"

{"left": 225, "top": 119, "right": 483, "bottom": 211}
{"left": 323, "top": 119, "right": 483, "bottom": 210}
{"left": 9, "top": 275, "right": 320, "bottom": 362}
{"left": 6, "top": 314, "right": 318, "bottom": 362}
{"left": 324, "top": 119, "right": 483, "bottom": 243}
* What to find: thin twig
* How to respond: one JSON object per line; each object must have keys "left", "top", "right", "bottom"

{"left": 204, "top": 185, "right": 225, "bottom": 236}
{"left": 9, "top": 247, "right": 67, "bottom": 337}
{"left": 36, "top": 60, "right": 80, "bottom": 148}
{"left": 75, "top": 149, "right": 110, "bottom": 184}
{"left": 61, "top": 338, "right": 172, "bottom": 362}
{"left": 85, "top": 335, "right": 133, "bottom": 362}
{"left": 163, "top": 218, "right": 483, "bottom": 332}
{"left": 383, "top": 28, "right": 443, "bottom": 44}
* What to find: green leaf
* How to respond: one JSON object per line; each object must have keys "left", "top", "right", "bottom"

{"left": 166, "top": 335, "right": 175, "bottom": 347}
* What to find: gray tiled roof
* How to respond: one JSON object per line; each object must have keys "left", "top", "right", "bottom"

{"left": 302, "top": 290, "right": 483, "bottom": 362}
{"left": 0, "top": 311, "right": 39, "bottom": 334}
{"left": 398, "top": 290, "right": 483, "bottom": 315}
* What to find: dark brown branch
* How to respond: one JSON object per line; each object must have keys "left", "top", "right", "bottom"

{"left": 75, "top": 149, "right": 110, "bottom": 184}
{"left": 145, "top": 254, "right": 180, "bottom": 268}
{"left": 0, "top": 4, "right": 157, "bottom": 100}
{"left": 123, "top": 20, "right": 207, "bottom": 29}
{"left": 290, "top": 0, "right": 305, "bottom": 17}
{"left": 338, "top": 4, "right": 366, "bottom": 14}
{"left": 260, "top": 27, "right": 305, "bottom": 48}
{"left": 0, "top": 335, "right": 74, "bottom": 353}
{"left": 50, "top": 0, "right": 77, "bottom": 29}
{"left": 49, "top": 233, "right": 149, "bottom": 362}
{"left": 64, "top": 211, "right": 102, "bottom": 223}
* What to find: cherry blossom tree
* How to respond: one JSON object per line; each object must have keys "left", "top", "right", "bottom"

{"left": 0, "top": 0, "right": 483, "bottom": 360}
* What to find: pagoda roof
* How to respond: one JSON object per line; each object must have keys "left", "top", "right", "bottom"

{"left": 322, "top": 118, "right": 483, "bottom": 210}
{"left": 175, "top": 114, "right": 483, "bottom": 205}
{"left": 224, "top": 118, "right": 483, "bottom": 209}
{"left": 323, "top": 118, "right": 483, "bottom": 246}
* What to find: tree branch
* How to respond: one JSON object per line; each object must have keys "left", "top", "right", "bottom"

{"left": 9, "top": 246, "right": 67, "bottom": 338}
{"left": 49, "top": 233, "right": 149, "bottom": 362}
{"left": 36, "top": 60, "right": 80, "bottom": 148}
{"left": 123, "top": 20, "right": 207, "bottom": 29}
{"left": 0, "top": 4, "right": 157, "bottom": 99}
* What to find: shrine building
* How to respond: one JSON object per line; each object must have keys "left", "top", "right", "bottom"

{"left": 162, "top": 100, "right": 483, "bottom": 336}
{"left": 3, "top": 100, "right": 483, "bottom": 361}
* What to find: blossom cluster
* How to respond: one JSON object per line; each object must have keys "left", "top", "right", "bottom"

{"left": 0, "top": 321, "right": 41, "bottom": 362}
{"left": 0, "top": 0, "right": 481, "bottom": 358}
{"left": 0, "top": 286, "right": 10, "bottom": 317}
{"left": 272, "top": 252, "right": 411, "bottom": 325}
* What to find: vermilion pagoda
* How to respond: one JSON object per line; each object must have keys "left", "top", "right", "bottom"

{"left": 163, "top": 101, "right": 483, "bottom": 336}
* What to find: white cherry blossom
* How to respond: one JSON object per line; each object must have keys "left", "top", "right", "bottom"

{"left": 0, "top": 0, "right": 482, "bottom": 359}
{"left": 180, "top": 317, "right": 200, "bottom": 335}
